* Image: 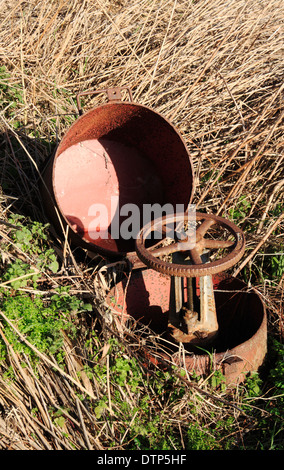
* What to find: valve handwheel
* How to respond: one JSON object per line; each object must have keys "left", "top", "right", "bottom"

{"left": 135, "top": 212, "right": 245, "bottom": 277}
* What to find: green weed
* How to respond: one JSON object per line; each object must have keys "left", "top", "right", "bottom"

{"left": 237, "top": 339, "right": 284, "bottom": 450}
{"left": 228, "top": 195, "right": 251, "bottom": 223}
{"left": 0, "top": 292, "right": 81, "bottom": 361}
{"left": 0, "top": 214, "right": 283, "bottom": 450}
{"left": 8, "top": 214, "right": 59, "bottom": 274}
{"left": 0, "top": 65, "right": 24, "bottom": 127}
{"left": 0, "top": 216, "right": 92, "bottom": 366}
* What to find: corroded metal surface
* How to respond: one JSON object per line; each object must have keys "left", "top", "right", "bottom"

{"left": 41, "top": 90, "right": 194, "bottom": 258}
{"left": 40, "top": 86, "right": 267, "bottom": 387}
{"left": 106, "top": 272, "right": 267, "bottom": 386}
{"left": 107, "top": 268, "right": 171, "bottom": 333}
{"left": 135, "top": 212, "right": 246, "bottom": 277}
{"left": 177, "top": 278, "right": 267, "bottom": 385}
{"left": 168, "top": 275, "right": 219, "bottom": 346}
{"left": 76, "top": 86, "right": 134, "bottom": 114}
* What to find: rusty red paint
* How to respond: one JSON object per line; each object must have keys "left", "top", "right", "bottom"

{"left": 41, "top": 100, "right": 194, "bottom": 258}
{"left": 107, "top": 272, "right": 267, "bottom": 386}
{"left": 40, "top": 88, "right": 267, "bottom": 386}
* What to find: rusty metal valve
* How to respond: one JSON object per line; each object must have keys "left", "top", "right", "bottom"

{"left": 135, "top": 212, "right": 246, "bottom": 346}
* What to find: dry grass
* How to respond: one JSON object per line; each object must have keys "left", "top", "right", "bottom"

{"left": 0, "top": 0, "right": 283, "bottom": 450}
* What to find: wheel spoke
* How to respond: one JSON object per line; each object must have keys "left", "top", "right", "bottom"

{"left": 150, "top": 236, "right": 195, "bottom": 258}
{"left": 189, "top": 248, "right": 203, "bottom": 265}
{"left": 203, "top": 239, "right": 235, "bottom": 249}
{"left": 196, "top": 218, "right": 216, "bottom": 238}
{"left": 150, "top": 241, "right": 179, "bottom": 257}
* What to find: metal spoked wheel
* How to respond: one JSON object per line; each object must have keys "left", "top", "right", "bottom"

{"left": 135, "top": 212, "right": 246, "bottom": 278}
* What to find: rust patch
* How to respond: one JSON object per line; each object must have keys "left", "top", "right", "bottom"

{"left": 106, "top": 273, "right": 267, "bottom": 386}
{"left": 41, "top": 100, "right": 194, "bottom": 258}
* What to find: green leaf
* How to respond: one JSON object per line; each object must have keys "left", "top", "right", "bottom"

{"left": 48, "top": 260, "right": 59, "bottom": 273}
{"left": 54, "top": 416, "right": 66, "bottom": 428}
